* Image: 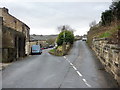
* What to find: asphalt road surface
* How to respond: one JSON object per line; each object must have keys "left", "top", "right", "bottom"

{"left": 2, "top": 40, "right": 119, "bottom": 88}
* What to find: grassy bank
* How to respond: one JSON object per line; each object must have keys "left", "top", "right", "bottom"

{"left": 87, "top": 23, "right": 120, "bottom": 47}
{"left": 49, "top": 44, "right": 71, "bottom": 56}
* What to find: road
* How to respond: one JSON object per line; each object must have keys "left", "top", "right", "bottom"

{"left": 2, "top": 40, "right": 118, "bottom": 88}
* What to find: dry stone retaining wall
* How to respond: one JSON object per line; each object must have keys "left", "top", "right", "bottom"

{"left": 92, "top": 38, "right": 120, "bottom": 85}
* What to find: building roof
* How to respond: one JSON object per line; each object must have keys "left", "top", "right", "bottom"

{"left": 0, "top": 7, "right": 30, "bottom": 29}
{"left": 30, "top": 35, "right": 58, "bottom": 41}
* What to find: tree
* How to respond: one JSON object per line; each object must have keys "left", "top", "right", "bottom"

{"left": 109, "top": 1, "right": 120, "bottom": 20}
{"left": 101, "top": 10, "right": 114, "bottom": 25}
{"left": 114, "top": 1, "right": 120, "bottom": 20}
{"left": 100, "top": 1, "right": 120, "bottom": 26}
{"left": 56, "top": 30, "right": 74, "bottom": 46}
{"left": 57, "top": 25, "right": 75, "bottom": 33}
{"left": 46, "top": 38, "right": 56, "bottom": 45}
{"left": 89, "top": 20, "right": 97, "bottom": 28}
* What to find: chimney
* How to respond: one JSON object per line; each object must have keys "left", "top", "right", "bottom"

{"left": 2, "top": 7, "right": 9, "bottom": 13}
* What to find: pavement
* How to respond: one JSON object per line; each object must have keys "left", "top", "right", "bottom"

{"left": 1, "top": 40, "right": 119, "bottom": 88}
{"left": 0, "top": 63, "right": 11, "bottom": 71}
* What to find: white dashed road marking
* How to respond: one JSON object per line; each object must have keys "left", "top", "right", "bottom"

{"left": 76, "top": 71, "right": 82, "bottom": 77}
{"left": 82, "top": 78, "right": 91, "bottom": 87}
{"left": 73, "top": 66, "right": 77, "bottom": 71}
{"left": 70, "top": 63, "right": 73, "bottom": 66}
{"left": 63, "top": 56, "right": 66, "bottom": 59}
{"left": 85, "top": 82, "right": 92, "bottom": 87}
{"left": 63, "top": 56, "right": 92, "bottom": 88}
{"left": 82, "top": 78, "right": 87, "bottom": 82}
{"left": 68, "top": 61, "right": 71, "bottom": 63}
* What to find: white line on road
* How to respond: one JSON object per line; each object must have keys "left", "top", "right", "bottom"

{"left": 70, "top": 63, "right": 73, "bottom": 66}
{"left": 82, "top": 78, "right": 87, "bottom": 82}
{"left": 63, "top": 56, "right": 92, "bottom": 88}
{"left": 63, "top": 56, "right": 66, "bottom": 59}
{"left": 72, "top": 66, "right": 77, "bottom": 70}
{"left": 68, "top": 60, "right": 71, "bottom": 63}
{"left": 76, "top": 71, "right": 82, "bottom": 77}
{"left": 82, "top": 79, "right": 91, "bottom": 87}
{"left": 85, "top": 82, "right": 92, "bottom": 87}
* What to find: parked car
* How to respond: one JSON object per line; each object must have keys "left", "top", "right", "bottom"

{"left": 31, "top": 45, "right": 42, "bottom": 54}
{"left": 41, "top": 47, "right": 44, "bottom": 50}
{"left": 44, "top": 47, "right": 48, "bottom": 49}
{"left": 49, "top": 45, "right": 54, "bottom": 48}
{"left": 82, "top": 38, "right": 87, "bottom": 41}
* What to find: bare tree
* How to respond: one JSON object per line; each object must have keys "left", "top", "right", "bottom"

{"left": 89, "top": 20, "right": 97, "bottom": 28}
{"left": 57, "top": 25, "right": 75, "bottom": 33}
{"left": 46, "top": 38, "right": 56, "bottom": 45}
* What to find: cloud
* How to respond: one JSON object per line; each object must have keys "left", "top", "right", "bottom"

{"left": 2, "top": 0, "right": 112, "bottom": 2}
{"left": 0, "top": 2, "right": 111, "bottom": 35}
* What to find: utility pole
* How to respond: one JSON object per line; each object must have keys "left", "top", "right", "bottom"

{"left": 62, "top": 25, "right": 66, "bottom": 55}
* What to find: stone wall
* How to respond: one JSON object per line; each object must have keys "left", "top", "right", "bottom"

{"left": 92, "top": 38, "right": 120, "bottom": 85}
{"left": 0, "top": 7, "right": 30, "bottom": 34}
{"left": 0, "top": 17, "right": 2, "bottom": 63}
{"left": 0, "top": 7, "right": 30, "bottom": 55}
{"left": 2, "top": 25, "right": 26, "bottom": 63}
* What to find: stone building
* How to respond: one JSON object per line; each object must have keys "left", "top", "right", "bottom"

{"left": 29, "top": 34, "right": 57, "bottom": 53}
{"left": 0, "top": 7, "right": 30, "bottom": 63}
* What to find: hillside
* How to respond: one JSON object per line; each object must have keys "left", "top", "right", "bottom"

{"left": 87, "top": 1, "right": 120, "bottom": 47}
{"left": 87, "top": 22, "right": 120, "bottom": 47}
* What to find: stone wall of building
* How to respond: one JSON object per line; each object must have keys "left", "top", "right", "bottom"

{"left": 0, "top": 7, "right": 29, "bottom": 34}
{"left": 0, "top": 7, "right": 30, "bottom": 55}
{"left": 0, "top": 17, "right": 2, "bottom": 63}
{"left": 92, "top": 38, "right": 120, "bottom": 85}
{"left": 2, "top": 25, "right": 26, "bottom": 62}
{"left": 0, "top": 7, "right": 30, "bottom": 62}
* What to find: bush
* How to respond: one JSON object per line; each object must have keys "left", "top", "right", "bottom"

{"left": 56, "top": 30, "right": 74, "bottom": 46}
{"left": 101, "top": 10, "right": 114, "bottom": 26}
{"left": 101, "top": 1, "right": 120, "bottom": 26}
{"left": 49, "top": 47, "right": 63, "bottom": 56}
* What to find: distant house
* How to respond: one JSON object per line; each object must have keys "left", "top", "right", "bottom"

{"left": 29, "top": 34, "right": 58, "bottom": 52}
{"left": 75, "top": 35, "right": 82, "bottom": 40}
{"left": 0, "top": 7, "right": 30, "bottom": 62}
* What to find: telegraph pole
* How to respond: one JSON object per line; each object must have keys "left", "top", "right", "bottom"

{"left": 62, "top": 25, "right": 66, "bottom": 55}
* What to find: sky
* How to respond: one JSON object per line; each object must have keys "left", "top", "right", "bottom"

{"left": 0, "top": 0, "right": 112, "bottom": 35}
